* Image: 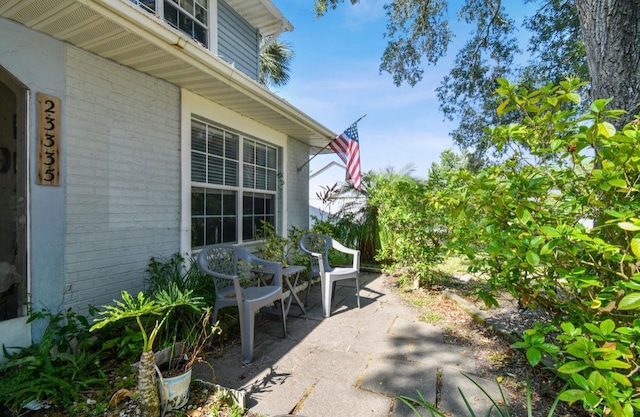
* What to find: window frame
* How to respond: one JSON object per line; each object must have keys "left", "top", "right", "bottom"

{"left": 190, "top": 117, "right": 280, "bottom": 249}
{"left": 130, "top": 0, "right": 211, "bottom": 48}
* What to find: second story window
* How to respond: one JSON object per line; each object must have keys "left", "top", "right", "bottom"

{"left": 131, "top": 0, "right": 209, "bottom": 47}
{"left": 164, "top": 0, "right": 208, "bottom": 46}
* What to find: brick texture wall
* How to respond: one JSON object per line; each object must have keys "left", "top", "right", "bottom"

{"left": 63, "top": 46, "right": 181, "bottom": 313}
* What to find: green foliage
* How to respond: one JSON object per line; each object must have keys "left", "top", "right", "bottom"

{"left": 145, "top": 253, "right": 216, "bottom": 349}
{"left": 314, "top": 173, "right": 383, "bottom": 265}
{"left": 398, "top": 373, "right": 561, "bottom": 416}
{"left": 0, "top": 308, "right": 109, "bottom": 412}
{"left": 368, "top": 164, "right": 453, "bottom": 288}
{"left": 90, "top": 284, "right": 205, "bottom": 353}
{"left": 257, "top": 221, "right": 307, "bottom": 267}
{"left": 446, "top": 78, "right": 640, "bottom": 416}
{"left": 259, "top": 36, "right": 294, "bottom": 88}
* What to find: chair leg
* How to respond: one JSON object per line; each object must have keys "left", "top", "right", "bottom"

{"left": 304, "top": 275, "right": 313, "bottom": 306}
{"left": 323, "top": 278, "right": 333, "bottom": 318}
{"left": 211, "top": 305, "right": 220, "bottom": 326}
{"left": 241, "top": 305, "right": 254, "bottom": 364}
{"left": 355, "top": 275, "right": 361, "bottom": 309}
{"left": 279, "top": 295, "right": 287, "bottom": 337}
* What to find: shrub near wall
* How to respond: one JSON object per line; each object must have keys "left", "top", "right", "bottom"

{"left": 447, "top": 78, "right": 640, "bottom": 416}
{"left": 368, "top": 173, "right": 450, "bottom": 288}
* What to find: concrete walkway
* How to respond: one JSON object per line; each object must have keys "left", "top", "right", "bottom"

{"left": 193, "top": 272, "right": 508, "bottom": 416}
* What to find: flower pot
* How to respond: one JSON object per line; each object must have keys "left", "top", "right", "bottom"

{"left": 157, "top": 363, "right": 192, "bottom": 413}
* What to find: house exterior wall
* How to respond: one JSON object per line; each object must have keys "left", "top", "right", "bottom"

{"left": 0, "top": 17, "right": 66, "bottom": 344}
{"left": 286, "top": 137, "right": 311, "bottom": 232}
{"left": 63, "top": 45, "right": 181, "bottom": 314}
{"left": 0, "top": 1, "right": 316, "bottom": 349}
{"left": 217, "top": 0, "right": 260, "bottom": 80}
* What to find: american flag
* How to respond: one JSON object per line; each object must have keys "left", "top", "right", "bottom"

{"left": 329, "top": 122, "right": 361, "bottom": 190}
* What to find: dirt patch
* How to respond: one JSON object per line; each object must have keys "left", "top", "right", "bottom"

{"left": 389, "top": 275, "right": 591, "bottom": 417}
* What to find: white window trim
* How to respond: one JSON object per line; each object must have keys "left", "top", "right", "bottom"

{"left": 180, "top": 89, "right": 289, "bottom": 253}
{"left": 131, "top": 0, "right": 212, "bottom": 49}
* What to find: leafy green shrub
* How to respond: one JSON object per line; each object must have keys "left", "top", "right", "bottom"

{"left": 368, "top": 172, "right": 450, "bottom": 288}
{"left": 0, "top": 308, "right": 109, "bottom": 413}
{"left": 257, "top": 221, "right": 307, "bottom": 267}
{"left": 446, "top": 78, "right": 640, "bottom": 416}
{"left": 145, "top": 253, "right": 216, "bottom": 349}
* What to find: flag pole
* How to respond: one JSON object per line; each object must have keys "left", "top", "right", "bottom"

{"left": 297, "top": 113, "right": 367, "bottom": 172}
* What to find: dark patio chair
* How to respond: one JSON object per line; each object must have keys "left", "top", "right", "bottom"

{"left": 196, "top": 245, "right": 286, "bottom": 363}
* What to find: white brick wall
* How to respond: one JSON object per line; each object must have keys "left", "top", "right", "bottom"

{"left": 64, "top": 46, "right": 181, "bottom": 313}
{"left": 286, "top": 137, "right": 310, "bottom": 232}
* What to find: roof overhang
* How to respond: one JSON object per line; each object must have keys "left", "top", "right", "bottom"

{"left": 0, "top": 0, "right": 334, "bottom": 148}
{"left": 225, "top": 0, "right": 293, "bottom": 38}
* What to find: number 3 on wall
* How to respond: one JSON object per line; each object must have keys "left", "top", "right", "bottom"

{"left": 0, "top": 147, "right": 10, "bottom": 173}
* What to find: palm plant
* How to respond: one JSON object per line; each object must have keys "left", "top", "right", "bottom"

{"left": 90, "top": 285, "right": 205, "bottom": 417}
{"left": 259, "top": 36, "right": 294, "bottom": 88}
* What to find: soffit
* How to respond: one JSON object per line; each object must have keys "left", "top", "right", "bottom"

{"left": 0, "top": 0, "right": 333, "bottom": 148}
{"left": 225, "top": 0, "right": 293, "bottom": 37}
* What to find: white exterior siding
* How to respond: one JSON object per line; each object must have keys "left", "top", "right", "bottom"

{"left": 64, "top": 46, "right": 181, "bottom": 312}
{"left": 217, "top": 0, "right": 260, "bottom": 81}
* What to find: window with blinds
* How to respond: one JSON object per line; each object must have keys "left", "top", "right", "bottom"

{"left": 191, "top": 119, "right": 279, "bottom": 248}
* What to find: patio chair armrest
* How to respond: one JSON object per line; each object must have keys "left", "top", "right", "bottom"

{"left": 330, "top": 240, "right": 361, "bottom": 270}
{"left": 299, "top": 246, "right": 322, "bottom": 258}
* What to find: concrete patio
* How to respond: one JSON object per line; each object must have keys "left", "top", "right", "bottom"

{"left": 193, "top": 272, "right": 508, "bottom": 416}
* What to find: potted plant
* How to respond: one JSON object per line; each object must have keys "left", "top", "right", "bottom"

{"left": 153, "top": 307, "right": 221, "bottom": 413}
{"left": 90, "top": 283, "right": 210, "bottom": 417}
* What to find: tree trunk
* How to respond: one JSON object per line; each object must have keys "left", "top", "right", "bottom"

{"left": 138, "top": 350, "right": 160, "bottom": 417}
{"left": 575, "top": 0, "right": 640, "bottom": 126}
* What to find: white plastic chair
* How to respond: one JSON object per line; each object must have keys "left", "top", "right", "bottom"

{"left": 299, "top": 234, "right": 361, "bottom": 318}
{"left": 196, "top": 245, "right": 286, "bottom": 363}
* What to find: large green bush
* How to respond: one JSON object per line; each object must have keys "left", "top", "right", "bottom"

{"left": 447, "top": 78, "right": 640, "bottom": 416}
{"left": 367, "top": 164, "right": 459, "bottom": 287}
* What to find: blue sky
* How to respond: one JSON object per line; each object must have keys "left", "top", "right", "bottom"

{"left": 273, "top": 1, "right": 537, "bottom": 195}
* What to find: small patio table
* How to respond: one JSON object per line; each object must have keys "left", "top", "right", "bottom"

{"left": 254, "top": 265, "right": 307, "bottom": 316}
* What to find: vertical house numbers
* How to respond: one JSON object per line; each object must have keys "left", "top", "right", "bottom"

{"left": 37, "top": 93, "right": 61, "bottom": 186}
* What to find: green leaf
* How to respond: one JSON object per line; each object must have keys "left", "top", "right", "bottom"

{"left": 565, "top": 92, "right": 581, "bottom": 104}
{"left": 526, "top": 250, "right": 540, "bottom": 267}
{"left": 496, "top": 99, "right": 509, "bottom": 116}
{"left": 570, "top": 373, "right": 590, "bottom": 390}
{"left": 530, "top": 235, "right": 546, "bottom": 247}
{"left": 618, "top": 222, "right": 640, "bottom": 231}
{"left": 610, "top": 372, "right": 632, "bottom": 387}
{"left": 560, "top": 322, "right": 577, "bottom": 334}
{"left": 597, "top": 122, "right": 616, "bottom": 138}
{"left": 592, "top": 359, "right": 631, "bottom": 370}
{"left": 558, "top": 361, "right": 590, "bottom": 374}
{"left": 557, "top": 389, "right": 585, "bottom": 404}
{"left": 600, "top": 319, "right": 615, "bottom": 335}
{"left": 618, "top": 292, "right": 640, "bottom": 310}
{"left": 526, "top": 347, "right": 542, "bottom": 366}
{"left": 550, "top": 139, "right": 564, "bottom": 151}
{"left": 567, "top": 345, "right": 589, "bottom": 359}
{"left": 631, "top": 235, "right": 640, "bottom": 258}
{"left": 607, "top": 178, "right": 627, "bottom": 188}
{"left": 539, "top": 226, "right": 561, "bottom": 237}
{"left": 516, "top": 206, "right": 532, "bottom": 224}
